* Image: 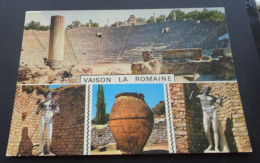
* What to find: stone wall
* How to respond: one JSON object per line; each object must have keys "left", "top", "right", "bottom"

{"left": 163, "top": 60, "right": 214, "bottom": 75}
{"left": 131, "top": 58, "right": 235, "bottom": 80}
{"left": 169, "top": 82, "right": 251, "bottom": 153}
{"left": 6, "top": 85, "right": 85, "bottom": 156}
{"left": 169, "top": 83, "right": 190, "bottom": 153}
{"left": 91, "top": 118, "right": 168, "bottom": 149}
{"left": 162, "top": 48, "right": 202, "bottom": 60}
{"left": 164, "top": 57, "right": 235, "bottom": 78}
{"left": 6, "top": 86, "right": 45, "bottom": 156}
{"left": 131, "top": 59, "right": 215, "bottom": 75}
{"left": 51, "top": 85, "right": 85, "bottom": 155}
{"left": 91, "top": 125, "right": 115, "bottom": 148}
{"left": 147, "top": 118, "right": 168, "bottom": 146}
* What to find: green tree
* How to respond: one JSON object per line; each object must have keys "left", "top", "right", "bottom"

{"left": 166, "top": 9, "right": 225, "bottom": 21}
{"left": 167, "top": 10, "right": 185, "bottom": 21}
{"left": 111, "top": 21, "right": 123, "bottom": 27}
{"left": 66, "top": 20, "right": 82, "bottom": 30}
{"left": 24, "top": 21, "right": 50, "bottom": 31}
{"left": 185, "top": 10, "right": 201, "bottom": 20}
{"left": 152, "top": 101, "right": 165, "bottom": 115}
{"left": 184, "top": 9, "right": 225, "bottom": 21}
{"left": 203, "top": 9, "right": 225, "bottom": 21}
{"left": 25, "top": 21, "right": 40, "bottom": 30}
{"left": 85, "top": 22, "right": 99, "bottom": 27}
{"left": 66, "top": 24, "right": 74, "bottom": 30}
{"left": 136, "top": 17, "right": 146, "bottom": 23}
{"left": 156, "top": 15, "right": 166, "bottom": 23}
{"left": 147, "top": 16, "right": 156, "bottom": 24}
{"left": 94, "top": 85, "right": 107, "bottom": 124}
{"left": 72, "top": 20, "right": 81, "bottom": 28}
{"left": 92, "top": 22, "right": 99, "bottom": 27}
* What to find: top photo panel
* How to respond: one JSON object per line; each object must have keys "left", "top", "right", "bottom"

{"left": 18, "top": 8, "right": 235, "bottom": 84}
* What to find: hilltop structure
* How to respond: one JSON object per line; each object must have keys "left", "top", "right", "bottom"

{"left": 120, "top": 15, "right": 145, "bottom": 26}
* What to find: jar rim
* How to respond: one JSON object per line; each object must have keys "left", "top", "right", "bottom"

{"left": 115, "top": 92, "right": 144, "bottom": 100}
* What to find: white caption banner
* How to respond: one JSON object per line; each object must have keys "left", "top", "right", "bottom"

{"left": 80, "top": 74, "right": 175, "bottom": 84}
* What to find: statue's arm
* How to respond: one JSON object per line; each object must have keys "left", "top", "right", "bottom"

{"left": 36, "top": 102, "right": 43, "bottom": 115}
{"left": 214, "top": 94, "right": 222, "bottom": 106}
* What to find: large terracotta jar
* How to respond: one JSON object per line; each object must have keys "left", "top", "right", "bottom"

{"left": 109, "top": 93, "right": 154, "bottom": 154}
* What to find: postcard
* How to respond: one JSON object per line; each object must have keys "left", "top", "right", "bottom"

{"left": 6, "top": 8, "right": 251, "bottom": 156}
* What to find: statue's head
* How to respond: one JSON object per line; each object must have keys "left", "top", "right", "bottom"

{"left": 203, "top": 85, "right": 211, "bottom": 95}
{"left": 45, "top": 91, "right": 52, "bottom": 100}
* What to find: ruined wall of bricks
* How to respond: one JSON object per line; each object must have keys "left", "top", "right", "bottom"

{"left": 51, "top": 85, "right": 85, "bottom": 155}
{"left": 6, "top": 85, "right": 85, "bottom": 156}
{"left": 163, "top": 61, "right": 214, "bottom": 75}
{"left": 6, "top": 86, "right": 45, "bottom": 156}
{"left": 164, "top": 59, "right": 235, "bottom": 78}
{"left": 169, "top": 83, "right": 190, "bottom": 153}
{"left": 169, "top": 83, "right": 251, "bottom": 153}
{"left": 147, "top": 119, "right": 168, "bottom": 146}
{"left": 91, "top": 119, "right": 168, "bottom": 148}
{"left": 91, "top": 125, "right": 115, "bottom": 148}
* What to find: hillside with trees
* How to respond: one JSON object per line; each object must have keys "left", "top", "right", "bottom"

{"left": 25, "top": 8, "right": 225, "bottom": 30}
{"left": 152, "top": 101, "right": 165, "bottom": 116}
{"left": 166, "top": 9, "right": 226, "bottom": 21}
{"left": 24, "top": 21, "right": 50, "bottom": 31}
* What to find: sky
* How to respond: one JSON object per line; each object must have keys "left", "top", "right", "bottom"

{"left": 24, "top": 8, "right": 225, "bottom": 27}
{"left": 48, "top": 84, "right": 68, "bottom": 89}
{"left": 92, "top": 84, "right": 165, "bottom": 119}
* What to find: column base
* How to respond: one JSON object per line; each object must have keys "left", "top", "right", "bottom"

{"left": 48, "top": 60, "right": 63, "bottom": 69}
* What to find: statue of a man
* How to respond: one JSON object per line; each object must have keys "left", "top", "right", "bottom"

{"left": 190, "top": 85, "right": 221, "bottom": 152}
{"left": 36, "top": 91, "right": 60, "bottom": 156}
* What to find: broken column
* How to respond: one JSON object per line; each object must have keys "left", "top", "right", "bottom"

{"left": 48, "top": 16, "right": 65, "bottom": 69}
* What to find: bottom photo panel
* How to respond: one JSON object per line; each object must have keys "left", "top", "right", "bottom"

{"left": 90, "top": 84, "right": 171, "bottom": 155}
{"left": 169, "top": 82, "right": 252, "bottom": 153}
{"left": 6, "top": 82, "right": 252, "bottom": 156}
{"left": 6, "top": 84, "right": 86, "bottom": 156}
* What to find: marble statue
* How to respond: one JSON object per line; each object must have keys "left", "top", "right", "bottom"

{"left": 36, "top": 92, "right": 60, "bottom": 156}
{"left": 190, "top": 85, "right": 221, "bottom": 152}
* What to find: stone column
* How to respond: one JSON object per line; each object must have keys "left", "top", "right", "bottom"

{"left": 48, "top": 16, "right": 65, "bottom": 69}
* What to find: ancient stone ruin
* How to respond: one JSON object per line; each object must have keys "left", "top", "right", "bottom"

{"left": 18, "top": 18, "right": 234, "bottom": 83}
{"left": 131, "top": 48, "right": 235, "bottom": 81}
{"left": 20, "top": 20, "right": 229, "bottom": 66}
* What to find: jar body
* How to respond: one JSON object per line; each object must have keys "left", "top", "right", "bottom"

{"left": 109, "top": 93, "right": 154, "bottom": 154}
